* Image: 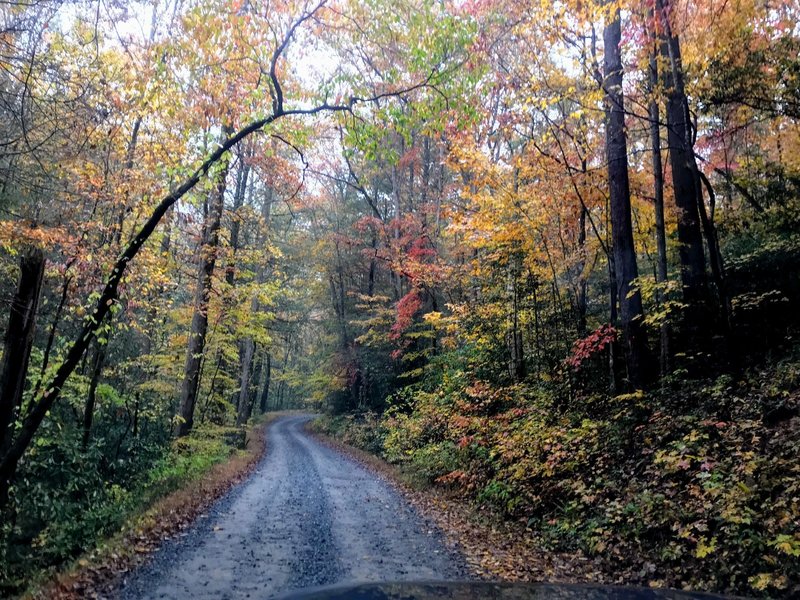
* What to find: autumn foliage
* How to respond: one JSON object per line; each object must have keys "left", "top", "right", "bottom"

{"left": 1, "top": 0, "right": 799, "bottom": 597}
{"left": 566, "top": 325, "right": 617, "bottom": 371}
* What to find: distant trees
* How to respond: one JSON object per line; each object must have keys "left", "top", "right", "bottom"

{"left": 304, "top": 0, "right": 800, "bottom": 403}
{"left": 0, "top": 0, "right": 451, "bottom": 506}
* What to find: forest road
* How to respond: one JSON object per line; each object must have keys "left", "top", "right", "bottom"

{"left": 117, "top": 414, "right": 469, "bottom": 600}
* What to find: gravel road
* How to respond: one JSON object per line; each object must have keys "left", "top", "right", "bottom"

{"left": 118, "top": 414, "right": 469, "bottom": 599}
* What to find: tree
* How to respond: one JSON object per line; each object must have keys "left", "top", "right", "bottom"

{"left": 656, "top": 0, "right": 711, "bottom": 335}
{"left": 0, "top": 0, "right": 445, "bottom": 507}
{"left": 603, "top": 2, "right": 651, "bottom": 389}
{"left": 176, "top": 141, "right": 231, "bottom": 437}
{"left": 0, "top": 248, "right": 45, "bottom": 457}
{"left": 645, "top": 10, "right": 670, "bottom": 375}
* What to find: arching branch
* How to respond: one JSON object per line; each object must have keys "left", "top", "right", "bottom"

{"left": 0, "top": 3, "right": 443, "bottom": 504}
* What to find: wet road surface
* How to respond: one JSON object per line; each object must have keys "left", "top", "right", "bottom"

{"left": 118, "top": 414, "right": 468, "bottom": 599}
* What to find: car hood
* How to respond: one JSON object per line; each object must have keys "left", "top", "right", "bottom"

{"left": 275, "top": 581, "right": 737, "bottom": 600}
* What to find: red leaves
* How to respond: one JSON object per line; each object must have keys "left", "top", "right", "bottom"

{"left": 398, "top": 146, "right": 421, "bottom": 170}
{"left": 566, "top": 324, "right": 617, "bottom": 370}
{"left": 390, "top": 288, "right": 423, "bottom": 340}
{"left": 457, "top": 435, "right": 474, "bottom": 449}
{"left": 436, "top": 469, "right": 468, "bottom": 484}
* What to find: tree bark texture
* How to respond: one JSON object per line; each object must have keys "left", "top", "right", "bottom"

{"left": 648, "top": 36, "right": 671, "bottom": 375}
{"left": 176, "top": 151, "right": 231, "bottom": 437}
{"left": 0, "top": 248, "right": 45, "bottom": 457}
{"left": 604, "top": 6, "right": 652, "bottom": 390}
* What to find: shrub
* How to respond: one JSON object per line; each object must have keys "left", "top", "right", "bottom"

{"left": 0, "top": 421, "right": 242, "bottom": 595}
{"left": 322, "top": 349, "right": 800, "bottom": 597}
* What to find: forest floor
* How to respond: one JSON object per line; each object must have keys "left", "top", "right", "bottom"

{"left": 310, "top": 428, "right": 618, "bottom": 587}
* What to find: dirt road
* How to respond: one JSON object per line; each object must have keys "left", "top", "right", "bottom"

{"left": 118, "top": 414, "right": 468, "bottom": 599}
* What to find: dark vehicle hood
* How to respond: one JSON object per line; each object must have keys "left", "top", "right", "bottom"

{"left": 276, "top": 582, "right": 737, "bottom": 600}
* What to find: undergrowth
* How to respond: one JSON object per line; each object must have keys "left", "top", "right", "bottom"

{"left": 314, "top": 350, "right": 800, "bottom": 597}
{"left": 0, "top": 423, "right": 244, "bottom": 596}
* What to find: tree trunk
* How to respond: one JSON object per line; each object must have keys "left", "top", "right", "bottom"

{"left": 367, "top": 235, "right": 377, "bottom": 297}
{"left": 604, "top": 5, "right": 652, "bottom": 390}
{"left": 259, "top": 352, "right": 271, "bottom": 413}
{"left": 576, "top": 203, "right": 588, "bottom": 336}
{"left": 235, "top": 337, "right": 256, "bottom": 426}
{"left": 656, "top": 3, "right": 710, "bottom": 331}
{"left": 608, "top": 257, "right": 618, "bottom": 395}
{"left": 332, "top": 241, "right": 349, "bottom": 350}
{"left": 249, "top": 348, "right": 262, "bottom": 410}
{"left": 664, "top": 52, "right": 707, "bottom": 305}
{"left": 391, "top": 135, "right": 404, "bottom": 301}
{"left": 82, "top": 340, "right": 106, "bottom": 448}
{"left": 175, "top": 140, "right": 231, "bottom": 437}
{"left": 647, "top": 34, "right": 671, "bottom": 376}
{"left": 226, "top": 153, "right": 251, "bottom": 287}
{"left": 697, "top": 172, "right": 731, "bottom": 332}
{"left": 0, "top": 248, "right": 45, "bottom": 457}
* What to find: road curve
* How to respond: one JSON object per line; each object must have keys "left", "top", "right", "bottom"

{"left": 118, "top": 414, "right": 469, "bottom": 599}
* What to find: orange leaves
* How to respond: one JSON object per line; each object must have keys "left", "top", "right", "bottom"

{"left": 0, "top": 221, "right": 74, "bottom": 253}
{"left": 435, "top": 468, "right": 468, "bottom": 484}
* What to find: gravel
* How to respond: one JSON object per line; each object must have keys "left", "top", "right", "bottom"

{"left": 116, "top": 414, "right": 469, "bottom": 600}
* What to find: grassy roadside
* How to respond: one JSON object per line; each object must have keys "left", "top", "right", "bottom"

{"left": 20, "top": 413, "right": 286, "bottom": 600}
{"left": 306, "top": 419, "right": 610, "bottom": 586}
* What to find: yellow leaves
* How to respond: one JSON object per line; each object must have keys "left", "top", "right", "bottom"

{"left": 611, "top": 390, "right": 645, "bottom": 404}
{"left": 422, "top": 311, "right": 443, "bottom": 328}
{"left": 769, "top": 534, "right": 800, "bottom": 558}
{"left": 750, "top": 572, "right": 788, "bottom": 592}
{"left": 694, "top": 536, "right": 717, "bottom": 559}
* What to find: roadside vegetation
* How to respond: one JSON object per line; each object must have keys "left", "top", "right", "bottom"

{"left": 3, "top": 422, "right": 258, "bottom": 596}
{"left": 314, "top": 348, "right": 800, "bottom": 595}
{"left": 1, "top": 0, "right": 799, "bottom": 597}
